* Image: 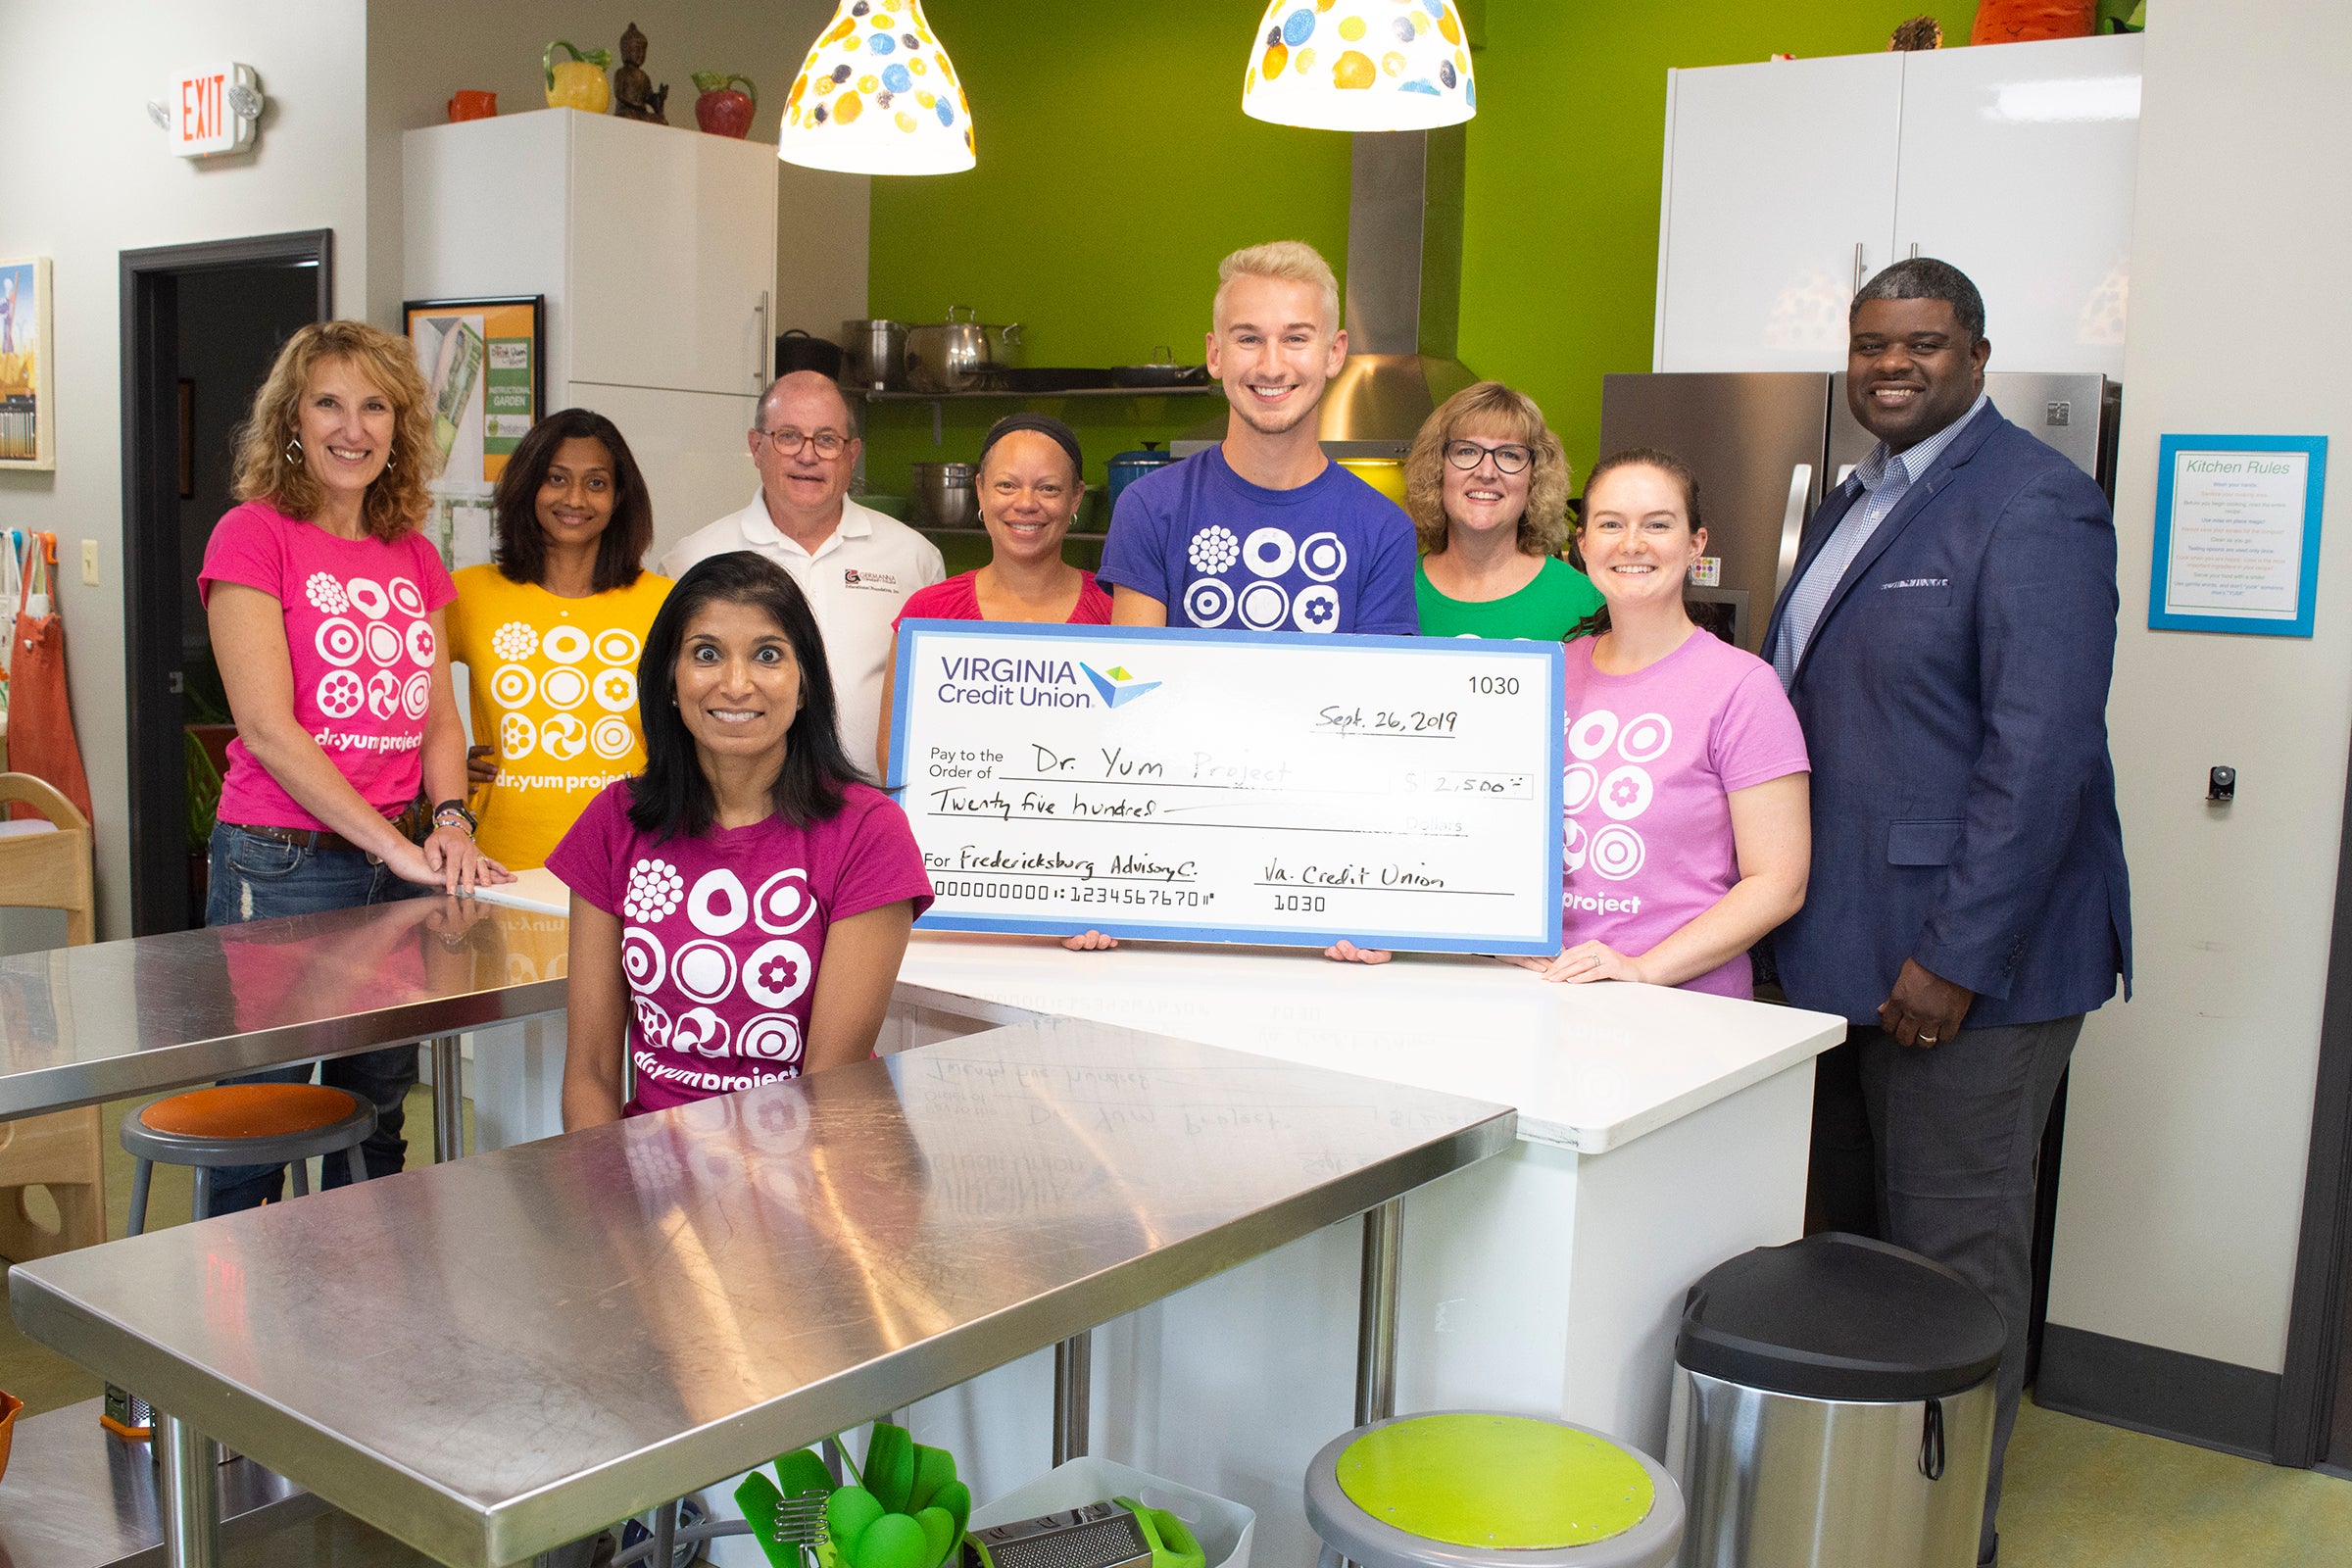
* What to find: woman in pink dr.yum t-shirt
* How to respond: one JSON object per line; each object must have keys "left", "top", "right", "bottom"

{"left": 198, "top": 319, "right": 514, "bottom": 1214}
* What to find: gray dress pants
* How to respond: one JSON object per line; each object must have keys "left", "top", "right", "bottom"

{"left": 1858, "top": 1012, "right": 2082, "bottom": 1568}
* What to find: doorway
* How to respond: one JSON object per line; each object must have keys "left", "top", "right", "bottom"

{"left": 120, "top": 231, "right": 330, "bottom": 935}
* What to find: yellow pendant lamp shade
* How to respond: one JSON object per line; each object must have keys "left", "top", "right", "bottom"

{"left": 779, "top": 0, "right": 974, "bottom": 174}
{"left": 1243, "top": 0, "right": 1476, "bottom": 131}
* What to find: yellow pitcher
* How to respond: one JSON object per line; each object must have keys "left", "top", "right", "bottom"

{"left": 543, "top": 40, "right": 612, "bottom": 113}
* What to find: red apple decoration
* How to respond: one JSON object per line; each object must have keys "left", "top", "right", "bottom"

{"left": 693, "top": 72, "right": 757, "bottom": 137}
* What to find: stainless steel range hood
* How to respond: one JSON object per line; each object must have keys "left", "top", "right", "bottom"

{"left": 1180, "top": 126, "right": 1479, "bottom": 459}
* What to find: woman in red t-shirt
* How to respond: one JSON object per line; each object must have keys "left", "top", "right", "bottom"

{"left": 876, "top": 414, "right": 1108, "bottom": 776}
{"left": 549, "top": 553, "right": 935, "bottom": 1123}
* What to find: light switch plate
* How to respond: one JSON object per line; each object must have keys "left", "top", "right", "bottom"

{"left": 80, "top": 539, "right": 98, "bottom": 586}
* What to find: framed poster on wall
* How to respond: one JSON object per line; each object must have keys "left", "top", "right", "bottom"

{"left": 2148, "top": 433, "right": 2329, "bottom": 637}
{"left": 402, "top": 295, "right": 544, "bottom": 486}
{"left": 0, "top": 257, "right": 56, "bottom": 469}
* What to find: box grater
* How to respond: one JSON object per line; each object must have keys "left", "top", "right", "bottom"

{"left": 964, "top": 1502, "right": 1152, "bottom": 1568}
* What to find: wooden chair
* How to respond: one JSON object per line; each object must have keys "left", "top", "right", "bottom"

{"left": 0, "top": 771, "right": 105, "bottom": 1261}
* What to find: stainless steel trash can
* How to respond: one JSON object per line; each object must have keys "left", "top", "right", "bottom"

{"left": 1662, "top": 1234, "right": 2003, "bottom": 1568}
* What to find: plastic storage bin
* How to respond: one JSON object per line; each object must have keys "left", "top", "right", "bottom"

{"left": 1663, "top": 1233, "right": 2004, "bottom": 1568}
{"left": 971, "top": 1455, "right": 1256, "bottom": 1568}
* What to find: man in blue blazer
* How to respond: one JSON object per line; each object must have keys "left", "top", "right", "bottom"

{"left": 1760, "top": 258, "right": 2131, "bottom": 1567}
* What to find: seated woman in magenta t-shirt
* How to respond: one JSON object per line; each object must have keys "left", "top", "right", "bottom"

{"left": 548, "top": 553, "right": 936, "bottom": 1123}
{"left": 1511, "top": 449, "right": 1811, "bottom": 999}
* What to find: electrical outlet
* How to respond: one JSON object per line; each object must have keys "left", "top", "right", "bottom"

{"left": 80, "top": 539, "right": 98, "bottom": 586}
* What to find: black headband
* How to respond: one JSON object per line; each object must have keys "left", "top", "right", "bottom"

{"left": 977, "top": 414, "right": 1084, "bottom": 481}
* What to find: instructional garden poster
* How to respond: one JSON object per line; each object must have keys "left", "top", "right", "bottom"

{"left": 404, "top": 298, "right": 540, "bottom": 485}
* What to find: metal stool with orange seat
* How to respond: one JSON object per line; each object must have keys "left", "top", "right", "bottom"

{"left": 122, "top": 1083, "right": 377, "bottom": 1230}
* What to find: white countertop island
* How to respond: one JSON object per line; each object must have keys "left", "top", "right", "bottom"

{"left": 474, "top": 870, "right": 1843, "bottom": 1567}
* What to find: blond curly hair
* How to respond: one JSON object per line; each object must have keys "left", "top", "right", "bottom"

{"left": 1403, "top": 381, "right": 1571, "bottom": 557}
{"left": 231, "top": 320, "right": 440, "bottom": 542}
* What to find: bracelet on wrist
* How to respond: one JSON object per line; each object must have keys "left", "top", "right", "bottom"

{"left": 431, "top": 799, "right": 477, "bottom": 835}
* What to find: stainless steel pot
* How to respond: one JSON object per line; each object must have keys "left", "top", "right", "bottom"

{"left": 910, "top": 461, "right": 978, "bottom": 530}
{"left": 840, "top": 318, "right": 909, "bottom": 391}
{"left": 906, "top": 306, "right": 1022, "bottom": 393}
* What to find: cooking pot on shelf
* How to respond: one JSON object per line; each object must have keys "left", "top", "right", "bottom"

{"left": 911, "top": 461, "right": 979, "bottom": 530}
{"left": 1109, "top": 346, "right": 1209, "bottom": 389}
{"left": 775, "top": 328, "right": 844, "bottom": 380}
{"left": 840, "top": 318, "right": 910, "bottom": 391}
{"left": 1106, "top": 441, "right": 1178, "bottom": 513}
{"left": 907, "top": 306, "right": 1022, "bottom": 393}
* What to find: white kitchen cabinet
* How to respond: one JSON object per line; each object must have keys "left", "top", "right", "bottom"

{"left": 564, "top": 115, "right": 777, "bottom": 398}
{"left": 1656, "top": 35, "right": 2142, "bottom": 376}
{"left": 1892, "top": 35, "right": 2142, "bottom": 375}
{"left": 1655, "top": 52, "right": 1904, "bottom": 372}
{"left": 405, "top": 105, "right": 778, "bottom": 421}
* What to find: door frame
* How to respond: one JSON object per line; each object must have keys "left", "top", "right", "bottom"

{"left": 118, "top": 229, "right": 332, "bottom": 936}
{"left": 2277, "top": 720, "right": 2352, "bottom": 1469}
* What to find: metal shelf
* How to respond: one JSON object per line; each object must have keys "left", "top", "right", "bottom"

{"left": 858, "top": 383, "right": 1216, "bottom": 443}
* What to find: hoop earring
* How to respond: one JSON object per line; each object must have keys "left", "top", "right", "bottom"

{"left": 384, "top": 445, "right": 397, "bottom": 474}
{"left": 283, "top": 435, "right": 303, "bottom": 465}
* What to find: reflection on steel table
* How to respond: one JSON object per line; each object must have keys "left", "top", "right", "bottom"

{"left": 9, "top": 1017, "right": 1514, "bottom": 1568}
{"left": 0, "top": 899, "right": 569, "bottom": 1155}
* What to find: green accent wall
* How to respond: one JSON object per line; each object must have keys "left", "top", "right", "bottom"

{"left": 863, "top": 1, "right": 1350, "bottom": 570}
{"left": 864, "top": 0, "right": 1981, "bottom": 553}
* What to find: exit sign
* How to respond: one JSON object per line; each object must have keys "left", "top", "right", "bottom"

{"left": 172, "top": 64, "right": 260, "bottom": 158}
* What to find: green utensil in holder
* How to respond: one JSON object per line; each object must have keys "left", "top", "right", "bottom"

{"left": 739, "top": 1425, "right": 971, "bottom": 1568}
{"left": 1115, "top": 1497, "right": 1206, "bottom": 1568}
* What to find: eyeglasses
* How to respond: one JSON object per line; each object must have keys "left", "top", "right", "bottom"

{"left": 754, "top": 427, "right": 849, "bottom": 459}
{"left": 1445, "top": 439, "right": 1534, "bottom": 474}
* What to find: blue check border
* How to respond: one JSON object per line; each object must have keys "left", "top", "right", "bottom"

{"left": 886, "top": 620, "right": 1566, "bottom": 954}
{"left": 2148, "top": 433, "right": 2328, "bottom": 637}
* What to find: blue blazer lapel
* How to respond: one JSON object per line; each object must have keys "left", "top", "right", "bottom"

{"left": 1788, "top": 408, "right": 2008, "bottom": 686}
{"left": 1763, "top": 482, "right": 1864, "bottom": 662}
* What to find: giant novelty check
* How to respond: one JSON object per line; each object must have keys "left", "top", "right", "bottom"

{"left": 886, "top": 623, "right": 1565, "bottom": 954}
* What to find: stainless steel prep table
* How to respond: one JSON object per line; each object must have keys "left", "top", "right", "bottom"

{"left": 0, "top": 899, "right": 568, "bottom": 1155}
{"left": 11, "top": 1016, "right": 1516, "bottom": 1568}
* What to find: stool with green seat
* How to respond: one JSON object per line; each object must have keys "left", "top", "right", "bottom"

{"left": 122, "top": 1083, "right": 377, "bottom": 1229}
{"left": 1305, "top": 1412, "right": 1683, "bottom": 1568}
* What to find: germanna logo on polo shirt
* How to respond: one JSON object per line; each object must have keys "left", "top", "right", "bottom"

{"left": 843, "top": 567, "right": 901, "bottom": 591}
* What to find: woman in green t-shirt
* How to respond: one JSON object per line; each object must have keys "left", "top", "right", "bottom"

{"left": 1406, "top": 381, "right": 1604, "bottom": 640}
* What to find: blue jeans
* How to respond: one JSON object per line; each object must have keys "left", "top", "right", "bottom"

{"left": 204, "top": 822, "right": 428, "bottom": 1215}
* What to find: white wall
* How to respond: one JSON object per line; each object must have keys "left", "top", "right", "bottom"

{"left": 364, "top": 1, "right": 867, "bottom": 338}
{"left": 0, "top": 2, "right": 372, "bottom": 940}
{"left": 2047, "top": 1, "right": 2352, "bottom": 1373}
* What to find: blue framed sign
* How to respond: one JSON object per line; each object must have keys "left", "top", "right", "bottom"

{"left": 2148, "top": 434, "right": 2328, "bottom": 636}
{"left": 886, "top": 621, "right": 1567, "bottom": 955}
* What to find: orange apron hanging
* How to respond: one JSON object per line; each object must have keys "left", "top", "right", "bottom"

{"left": 9, "top": 532, "right": 94, "bottom": 823}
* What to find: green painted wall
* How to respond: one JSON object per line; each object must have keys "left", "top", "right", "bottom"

{"left": 863, "top": 1, "right": 1349, "bottom": 568}
{"left": 1458, "top": 1, "right": 1977, "bottom": 486}
{"left": 864, "top": 0, "right": 1981, "bottom": 555}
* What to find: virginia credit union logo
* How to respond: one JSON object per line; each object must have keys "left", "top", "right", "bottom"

{"left": 1079, "top": 662, "right": 1161, "bottom": 709}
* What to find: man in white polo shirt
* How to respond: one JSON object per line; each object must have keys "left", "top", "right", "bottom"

{"left": 662, "top": 370, "right": 944, "bottom": 774}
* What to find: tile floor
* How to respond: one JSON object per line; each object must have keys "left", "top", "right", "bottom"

{"left": 5, "top": 1091, "right": 2351, "bottom": 1565}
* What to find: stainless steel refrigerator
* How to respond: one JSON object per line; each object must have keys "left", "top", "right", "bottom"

{"left": 1595, "top": 371, "right": 2120, "bottom": 653}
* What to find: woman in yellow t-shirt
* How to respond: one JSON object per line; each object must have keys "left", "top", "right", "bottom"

{"left": 449, "top": 410, "right": 671, "bottom": 868}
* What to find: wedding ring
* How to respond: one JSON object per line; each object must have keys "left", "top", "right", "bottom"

{"left": 1918, "top": 1034, "right": 1938, "bottom": 1045}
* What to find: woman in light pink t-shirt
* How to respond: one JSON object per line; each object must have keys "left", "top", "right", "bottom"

{"left": 1510, "top": 450, "right": 1812, "bottom": 1000}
